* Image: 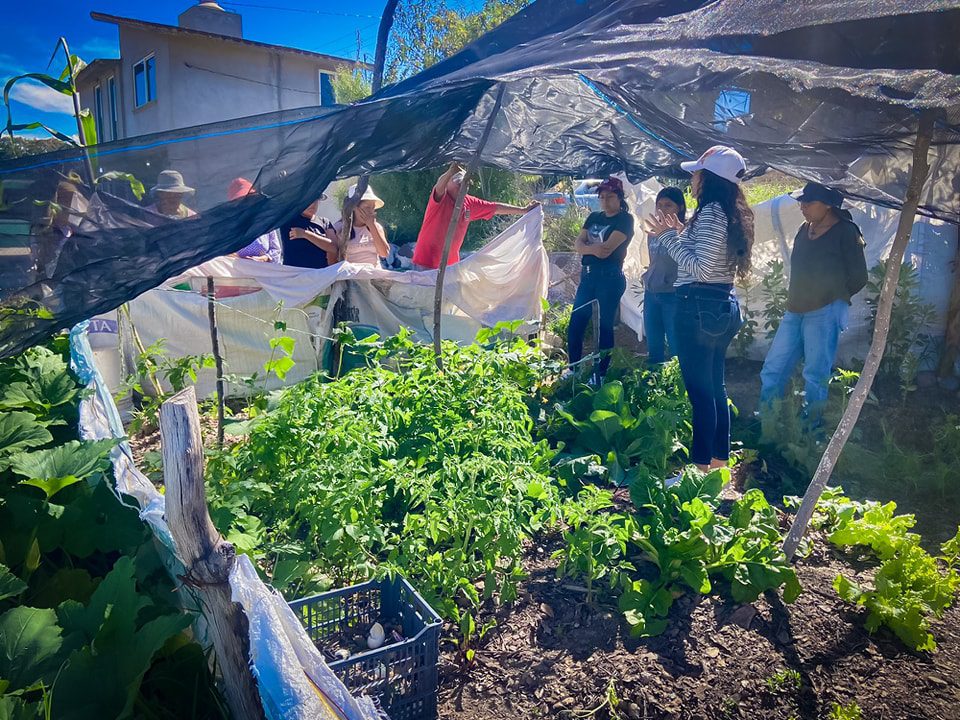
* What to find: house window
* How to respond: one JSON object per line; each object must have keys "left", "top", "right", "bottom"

{"left": 319, "top": 71, "right": 334, "bottom": 106}
{"left": 713, "top": 89, "right": 751, "bottom": 132}
{"left": 108, "top": 76, "right": 119, "bottom": 140}
{"left": 134, "top": 55, "right": 156, "bottom": 107}
{"left": 94, "top": 83, "right": 104, "bottom": 143}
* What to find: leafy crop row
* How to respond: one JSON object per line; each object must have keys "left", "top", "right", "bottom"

{"left": 786, "top": 488, "right": 960, "bottom": 651}
{"left": 0, "top": 339, "right": 225, "bottom": 719}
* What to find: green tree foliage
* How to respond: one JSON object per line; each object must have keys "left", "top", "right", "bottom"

{"left": 331, "top": 65, "right": 373, "bottom": 104}
{"left": 386, "top": 0, "right": 530, "bottom": 82}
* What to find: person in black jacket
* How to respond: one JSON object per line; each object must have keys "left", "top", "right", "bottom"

{"left": 759, "top": 182, "right": 868, "bottom": 424}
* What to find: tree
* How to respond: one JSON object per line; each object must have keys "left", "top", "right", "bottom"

{"left": 331, "top": 65, "right": 372, "bottom": 104}
{"left": 386, "top": 0, "right": 530, "bottom": 81}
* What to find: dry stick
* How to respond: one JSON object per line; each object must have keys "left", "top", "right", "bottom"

{"left": 432, "top": 85, "right": 508, "bottom": 367}
{"left": 119, "top": 303, "right": 163, "bottom": 397}
{"left": 206, "top": 277, "right": 225, "bottom": 448}
{"left": 782, "top": 111, "right": 936, "bottom": 560}
{"left": 160, "top": 387, "right": 265, "bottom": 720}
{"left": 338, "top": 0, "right": 399, "bottom": 258}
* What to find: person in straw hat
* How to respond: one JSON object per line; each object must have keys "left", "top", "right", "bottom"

{"left": 330, "top": 183, "right": 390, "bottom": 266}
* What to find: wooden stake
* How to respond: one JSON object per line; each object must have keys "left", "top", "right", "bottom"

{"left": 937, "top": 236, "right": 960, "bottom": 377}
{"left": 782, "top": 111, "right": 936, "bottom": 559}
{"left": 432, "top": 85, "right": 507, "bottom": 367}
{"left": 160, "top": 387, "right": 265, "bottom": 720}
{"left": 206, "top": 277, "right": 225, "bottom": 448}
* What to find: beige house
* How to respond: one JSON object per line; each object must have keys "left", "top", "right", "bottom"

{"left": 76, "top": 1, "right": 365, "bottom": 143}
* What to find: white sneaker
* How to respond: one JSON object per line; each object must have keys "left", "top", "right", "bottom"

{"left": 664, "top": 472, "right": 683, "bottom": 488}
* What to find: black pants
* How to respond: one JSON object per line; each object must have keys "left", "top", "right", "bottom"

{"left": 568, "top": 265, "right": 626, "bottom": 376}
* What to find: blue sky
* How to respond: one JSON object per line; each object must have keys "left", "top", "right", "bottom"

{"left": 3, "top": 0, "right": 408, "bottom": 138}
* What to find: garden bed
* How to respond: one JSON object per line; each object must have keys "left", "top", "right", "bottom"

{"left": 437, "top": 527, "right": 960, "bottom": 720}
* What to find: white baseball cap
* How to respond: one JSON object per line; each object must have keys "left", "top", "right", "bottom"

{"left": 680, "top": 145, "right": 747, "bottom": 185}
{"left": 347, "top": 183, "right": 385, "bottom": 209}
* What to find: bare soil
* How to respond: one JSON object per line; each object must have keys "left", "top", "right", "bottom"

{"left": 437, "top": 530, "right": 960, "bottom": 720}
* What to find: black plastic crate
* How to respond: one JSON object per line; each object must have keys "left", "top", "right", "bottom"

{"left": 290, "top": 576, "right": 442, "bottom": 720}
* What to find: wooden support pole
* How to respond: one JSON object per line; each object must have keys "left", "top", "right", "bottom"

{"left": 432, "top": 84, "right": 508, "bottom": 367}
{"left": 160, "top": 386, "right": 265, "bottom": 720}
{"left": 782, "top": 111, "right": 936, "bottom": 559}
{"left": 937, "top": 236, "right": 960, "bottom": 377}
{"left": 206, "top": 277, "right": 225, "bottom": 448}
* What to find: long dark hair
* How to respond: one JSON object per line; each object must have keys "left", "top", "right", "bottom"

{"left": 656, "top": 186, "right": 687, "bottom": 223}
{"left": 693, "top": 170, "right": 754, "bottom": 279}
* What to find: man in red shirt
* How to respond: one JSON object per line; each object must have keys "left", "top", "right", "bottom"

{"left": 412, "top": 162, "right": 539, "bottom": 269}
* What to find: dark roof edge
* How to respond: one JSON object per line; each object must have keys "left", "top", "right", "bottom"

{"left": 90, "top": 11, "right": 372, "bottom": 70}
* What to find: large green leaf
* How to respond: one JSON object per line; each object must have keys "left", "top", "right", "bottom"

{"left": 0, "top": 412, "right": 52, "bottom": 459}
{"left": 9, "top": 440, "right": 116, "bottom": 500}
{"left": 0, "top": 606, "right": 64, "bottom": 692}
{"left": 587, "top": 409, "right": 622, "bottom": 444}
{"left": 53, "top": 557, "right": 192, "bottom": 719}
{"left": 0, "top": 563, "right": 27, "bottom": 601}
{"left": 77, "top": 109, "right": 96, "bottom": 146}
{"left": 49, "top": 481, "right": 147, "bottom": 558}
{"left": 95, "top": 172, "right": 145, "bottom": 200}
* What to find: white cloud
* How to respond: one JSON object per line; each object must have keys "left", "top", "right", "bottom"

{"left": 9, "top": 80, "right": 75, "bottom": 114}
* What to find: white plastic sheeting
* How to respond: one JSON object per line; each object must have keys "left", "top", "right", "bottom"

{"left": 69, "top": 324, "right": 381, "bottom": 720}
{"left": 618, "top": 190, "right": 958, "bottom": 365}
{"left": 91, "top": 208, "right": 548, "bottom": 398}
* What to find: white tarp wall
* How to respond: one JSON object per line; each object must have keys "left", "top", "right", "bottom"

{"left": 90, "top": 209, "right": 548, "bottom": 398}
{"left": 618, "top": 188, "right": 958, "bottom": 366}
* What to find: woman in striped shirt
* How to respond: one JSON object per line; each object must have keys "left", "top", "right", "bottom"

{"left": 646, "top": 146, "right": 754, "bottom": 480}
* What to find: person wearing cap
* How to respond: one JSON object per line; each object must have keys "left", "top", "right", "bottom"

{"left": 281, "top": 196, "right": 337, "bottom": 269}
{"left": 226, "top": 178, "right": 282, "bottom": 263}
{"left": 759, "top": 182, "right": 867, "bottom": 425}
{"left": 146, "top": 170, "right": 197, "bottom": 219}
{"left": 646, "top": 145, "right": 754, "bottom": 478}
{"left": 642, "top": 187, "right": 687, "bottom": 363}
{"left": 330, "top": 184, "right": 390, "bottom": 266}
{"left": 567, "top": 176, "right": 635, "bottom": 380}
{"left": 411, "top": 162, "right": 540, "bottom": 269}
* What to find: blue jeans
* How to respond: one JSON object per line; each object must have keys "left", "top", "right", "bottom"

{"left": 568, "top": 265, "right": 627, "bottom": 377}
{"left": 760, "top": 299, "right": 849, "bottom": 419}
{"left": 644, "top": 291, "right": 678, "bottom": 364}
{"left": 674, "top": 284, "right": 742, "bottom": 466}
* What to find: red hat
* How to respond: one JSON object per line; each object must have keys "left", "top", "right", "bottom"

{"left": 227, "top": 177, "right": 255, "bottom": 201}
{"left": 596, "top": 176, "right": 624, "bottom": 196}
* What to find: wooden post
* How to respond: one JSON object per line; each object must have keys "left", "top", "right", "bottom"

{"left": 432, "top": 84, "right": 508, "bottom": 367}
{"left": 782, "top": 111, "right": 936, "bottom": 559}
{"left": 206, "top": 277, "right": 225, "bottom": 448}
{"left": 937, "top": 237, "right": 960, "bottom": 377}
{"left": 160, "top": 387, "right": 265, "bottom": 720}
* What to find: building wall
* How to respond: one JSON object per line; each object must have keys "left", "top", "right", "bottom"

{"left": 113, "top": 26, "right": 337, "bottom": 138}
{"left": 77, "top": 65, "right": 124, "bottom": 145}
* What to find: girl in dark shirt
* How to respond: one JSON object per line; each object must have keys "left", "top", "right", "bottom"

{"left": 759, "top": 182, "right": 868, "bottom": 425}
{"left": 566, "top": 177, "right": 635, "bottom": 381}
